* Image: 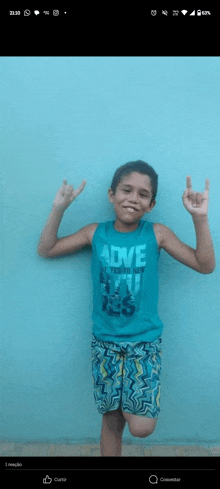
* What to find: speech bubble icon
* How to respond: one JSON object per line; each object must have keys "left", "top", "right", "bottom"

{"left": 34, "top": 10, "right": 40, "bottom": 15}
{"left": 149, "top": 475, "right": 158, "bottom": 484}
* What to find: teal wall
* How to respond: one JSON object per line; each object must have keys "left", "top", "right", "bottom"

{"left": 2, "top": 57, "right": 220, "bottom": 445}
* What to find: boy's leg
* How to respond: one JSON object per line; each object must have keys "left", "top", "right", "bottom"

{"left": 100, "top": 408, "right": 126, "bottom": 456}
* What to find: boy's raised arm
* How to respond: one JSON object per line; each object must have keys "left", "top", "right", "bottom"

{"left": 37, "top": 178, "right": 89, "bottom": 258}
{"left": 160, "top": 176, "right": 215, "bottom": 274}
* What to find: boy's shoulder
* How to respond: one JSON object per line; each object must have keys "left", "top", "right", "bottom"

{"left": 153, "top": 223, "right": 168, "bottom": 249}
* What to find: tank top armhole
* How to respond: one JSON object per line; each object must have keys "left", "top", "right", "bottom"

{"left": 152, "top": 222, "right": 161, "bottom": 252}
{"left": 91, "top": 222, "right": 103, "bottom": 247}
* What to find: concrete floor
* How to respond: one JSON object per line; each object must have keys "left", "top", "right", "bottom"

{"left": 1, "top": 442, "right": 219, "bottom": 457}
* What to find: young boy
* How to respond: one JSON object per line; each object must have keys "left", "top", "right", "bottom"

{"left": 37, "top": 160, "right": 215, "bottom": 456}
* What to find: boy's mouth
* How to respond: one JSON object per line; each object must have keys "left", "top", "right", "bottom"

{"left": 122, "top": 206, "right": 139, "bottom": 212}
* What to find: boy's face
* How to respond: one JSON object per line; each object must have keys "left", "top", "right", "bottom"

{"left": 108, "top": 172, "right": 156, "bottom": 230}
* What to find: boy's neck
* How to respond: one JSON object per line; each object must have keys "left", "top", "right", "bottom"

{"left": 113, "top": 219, "right": 141, "bottom": 233}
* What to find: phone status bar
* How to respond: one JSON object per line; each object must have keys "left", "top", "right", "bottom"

{"left": 8, "top": 9, "right": 212, "bottom": 17}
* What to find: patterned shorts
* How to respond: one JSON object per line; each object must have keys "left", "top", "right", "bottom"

{"left": 91, "top": 334, "right": 162, "bottom": 418}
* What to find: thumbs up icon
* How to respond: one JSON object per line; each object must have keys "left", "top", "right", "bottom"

{"left": 43, "top": 475, "right": 52, "bottom": 484}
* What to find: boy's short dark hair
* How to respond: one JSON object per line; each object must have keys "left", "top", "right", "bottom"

{"left": 110, "top": 160, "right": 158, "bottom": 203}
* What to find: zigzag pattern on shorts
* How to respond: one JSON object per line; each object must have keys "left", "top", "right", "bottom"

{"left": 92, "top": 339, "right": 123, "bottom": 414}
{"left": 92, "top": 336, "right": 162, "bottom": 417}
{"left": 122, "top": 345, "right": 161, "bottom": 417}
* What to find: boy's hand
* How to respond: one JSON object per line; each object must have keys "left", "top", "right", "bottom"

{"left": 53, "top": 179, "right": 87, "bottom": 210}
{"left": 182, "top": 176, "right": 209, "bottom": 216}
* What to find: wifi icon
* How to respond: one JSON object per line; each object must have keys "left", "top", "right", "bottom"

{"left": 181, "top": 10, "right": 188, "bottom": 15}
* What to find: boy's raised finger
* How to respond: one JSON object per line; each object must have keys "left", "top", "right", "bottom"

{"left": 186, "top": 176, "right": 192, "bottom": 189}
{"left": 205, "top": 178, "right": 209, "bottom": 193}
{"left": 78, "top": 180, "right": 87, "bottom": 192}
{"left": 75, "top": 180, "right": 87, "bottom": 197}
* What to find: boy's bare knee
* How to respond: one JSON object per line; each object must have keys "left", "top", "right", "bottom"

{"left": 123, "top": 412, "right": 157, "bottom": 438}
{"left": 129, "top": 423, "right": 155, "bottom": 438}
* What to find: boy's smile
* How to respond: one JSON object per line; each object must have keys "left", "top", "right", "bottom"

{"left": 108, "top": 172, "right": 156, "bottom": 233}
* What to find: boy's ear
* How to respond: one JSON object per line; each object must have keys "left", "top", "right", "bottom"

{"left": 146, "top": 200, "right": 156, "bottom": 213}
{"left": 108, "top": 188, "right": 114, "bottom": 203}
{"left": 151, "top": 199, "right": 156, "bottom": 209}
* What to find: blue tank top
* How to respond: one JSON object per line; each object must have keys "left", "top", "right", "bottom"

{"left": 91, "top": 220, "right": 163, "bottom": 342}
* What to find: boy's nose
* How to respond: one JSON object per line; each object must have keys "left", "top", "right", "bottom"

{"left": 128, "top": 193, "right": 138, "bottom": 202}
{"left": 128, "top": 197, "right": 139, "bottom": 204}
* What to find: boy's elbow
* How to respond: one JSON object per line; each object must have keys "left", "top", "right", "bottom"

{"left": 206, "top": 266, "right": 216, "bottom": 274}
{"left": 200, "top": 263, "right": 216, "bottom": 274}
{"left": 37, "top": 248, "right": 49, "bottom": 258}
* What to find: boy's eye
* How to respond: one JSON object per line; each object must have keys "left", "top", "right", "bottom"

{"left": 123, "top": 189, "right": 148, "bottom": 198}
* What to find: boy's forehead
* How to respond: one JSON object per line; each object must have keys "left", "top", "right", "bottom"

{"left": 120, "top": 172, "right": 152, "bottom": 191}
